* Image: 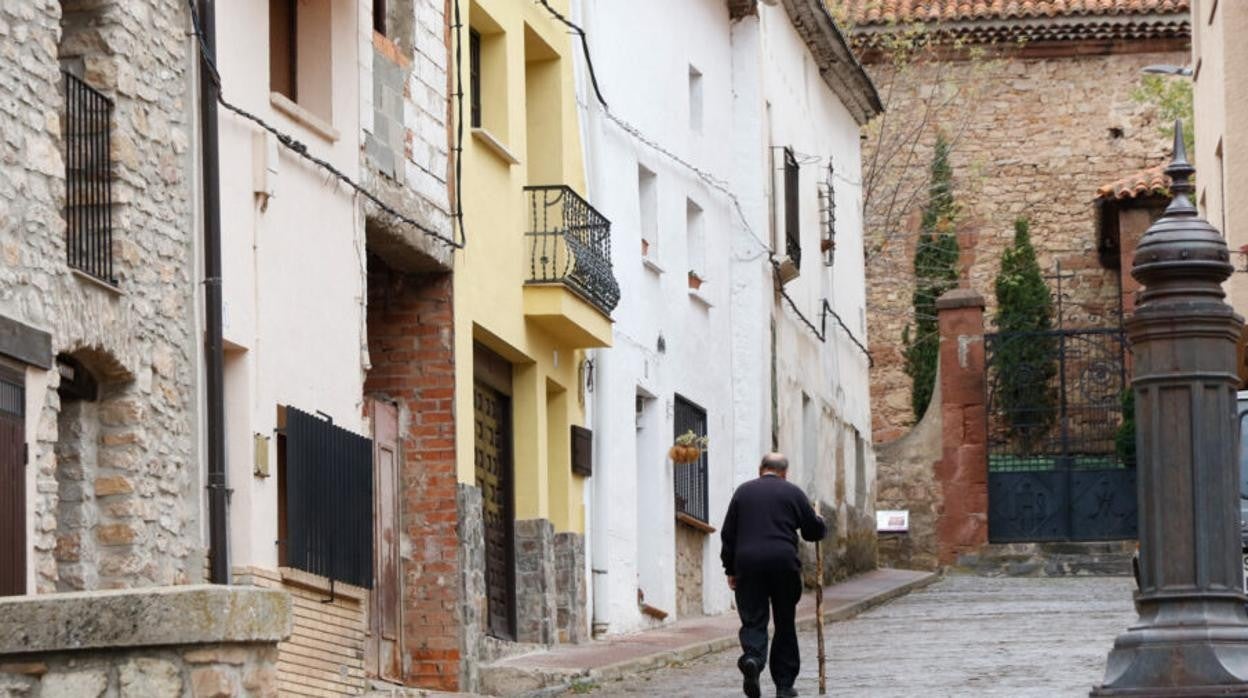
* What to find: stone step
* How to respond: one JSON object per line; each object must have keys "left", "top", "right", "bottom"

{"left": 954, "top": 541, "right": 1136, "bottom": 578}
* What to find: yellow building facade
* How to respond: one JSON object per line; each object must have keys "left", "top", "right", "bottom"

{"left": 453, "top": 0, "right": 616, "bottom": 645}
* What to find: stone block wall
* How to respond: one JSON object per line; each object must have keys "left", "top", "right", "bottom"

{"left": 674, "top": 524, "right": 705, "bottom": 619}
{"left": 456, "top": 483, "right": 486, "bottom": 692}
{"left": 514, "top": 519, "right": 557, "bottom": 646}
{"left": 875, "top": 374, "right": 943, "bottom": 570}
{"left": 0, "top": 0, "right": 200, "bottom": 593}
{"left": 0, "top": 586, "right": 290, "bottom": 698}
{"left": 364, "top": 262, "right": 460, "bottom": 690}
{"left": 865, "top": 49, "right": 1186, "bottom": 443}
{"left": 553, "top": 532, "right": 586, "bottom": 644}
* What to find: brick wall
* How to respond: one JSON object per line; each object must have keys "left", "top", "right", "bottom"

{"left": 364, "top": 259, "right": 460, "bottom": 691}
{"left": 236, "top": 567, "right": 366, "bottom": 696}
{"left": 865, "top": 49, "right": 1186, "bottom": 443}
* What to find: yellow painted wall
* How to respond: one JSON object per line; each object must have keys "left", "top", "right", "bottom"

{"left": 453, "top": 0, "right": 595, "bottom": 534}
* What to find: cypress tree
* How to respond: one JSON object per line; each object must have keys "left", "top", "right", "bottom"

{"left": 993, "top": 218, "right": 1057, "bottom": 453}
{"left": 902, "top": 134, "right": 960, "bottom": 421}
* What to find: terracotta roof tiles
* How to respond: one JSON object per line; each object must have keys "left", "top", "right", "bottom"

{"left": 1097, "top": 165, "right": 1171, "bottom": 201}
{"left": 840, "top": 0, "right": 1190, "bottom": 25}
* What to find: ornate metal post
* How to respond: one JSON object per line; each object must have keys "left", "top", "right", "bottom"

{"left": 1093, "top": 123, "right": 1248, "bottom": 694}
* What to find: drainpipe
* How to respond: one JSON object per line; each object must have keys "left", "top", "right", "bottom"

{"left": 197, "top": 0, "right": 229, "bottom": 585}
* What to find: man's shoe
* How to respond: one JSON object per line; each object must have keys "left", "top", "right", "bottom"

{"left": 776, "top": 688, "right": 799, "bottom": 698}
{"left": 737, "top": 656, "right": 762, "bottom": 698}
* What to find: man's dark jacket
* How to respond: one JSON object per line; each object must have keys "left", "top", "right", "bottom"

{"left": 720, "top": 474, "right": 827, "bottom": 576}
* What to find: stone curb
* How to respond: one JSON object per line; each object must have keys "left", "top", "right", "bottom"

{"left": 510, "top": 571, "right": 940, "bottom": 697}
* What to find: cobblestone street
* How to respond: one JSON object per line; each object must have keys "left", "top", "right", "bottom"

{"left": 569, "top": 576, "right": 1136, "bottom": 697}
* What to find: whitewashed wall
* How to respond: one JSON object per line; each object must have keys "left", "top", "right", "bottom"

{"left": 577, "top": 0, "right": 877, "bottom": 637}
{"left": 578, "top": 0, "right": 741, "bottom": 634}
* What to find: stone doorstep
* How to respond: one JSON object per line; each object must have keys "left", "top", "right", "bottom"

{"left": 479, "top": 569, "right": 938, "bottom": 698}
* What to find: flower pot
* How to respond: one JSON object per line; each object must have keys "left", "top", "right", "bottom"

{"left": 642, "top": 238, "right": 650, "bottom": 257}
{"left": 688, "top": 272, "right": 703, "bottom": 290}
{"left": 820, "top": 238, "right": 834, "bottom": 253}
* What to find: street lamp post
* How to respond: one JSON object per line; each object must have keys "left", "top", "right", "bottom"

{"left": 1093, "top": 122, "right": 1248, "bottom": 695}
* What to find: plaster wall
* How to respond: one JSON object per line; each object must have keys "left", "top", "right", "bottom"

{"left": 579, "top": 0, "right": 739, "bottom": 634}
{"left": 214, "top": 1, "right": 367, "bottom": 572}
{"left": 757, "top": 1, "right": 876, "bottom": 575}
{"left": 1192, "top": 0, "right": 1248, "bottom": 320}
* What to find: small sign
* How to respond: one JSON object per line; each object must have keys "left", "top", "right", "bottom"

{"left": 876, "top": 510, "right": 909, "bottom": 533}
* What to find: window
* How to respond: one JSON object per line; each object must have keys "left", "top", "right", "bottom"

{"left": 0, "top": 365, "right": 25, "bottom": 597}
{"left": 469, "top": 29, "right": 482, "bottom": 128}
{"left": 269, "top": 0, "right": 296, "bottom": 102}
{"left": 639, "top": 165, "right": 657, "bottom": 259}
{"left": 373, "top": 0, "right": 386, "bottom": 36}
{"left": 686, "top": 199, "right": 705, "bottom": 280}
{"left": 689, "top": 65, "right": 703, "bottom": 133}
{"left": 784, "top": 147, "right": 801, "bottom": 269}
{"left": 674, "top": 396, "right": 708, "bottom": 523}
{"left": 269, "top": 0, "right": 333, "bottom": 124}
{"left": 277, "top": 405, "right": 374, "bottom": 587}
{"left": 63, "top": 72, "right": 115, "bottom": 284}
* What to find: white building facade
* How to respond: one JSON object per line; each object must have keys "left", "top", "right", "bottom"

{"left": 578, "top": 0, "right": 880, "bottom": 638}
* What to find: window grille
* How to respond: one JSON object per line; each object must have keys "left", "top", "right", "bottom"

{"left": 784, "top": 147, "right": 801, "bottom": 270}
{"left": 278, "top": 406, "right": 374, "bottom": 588}
{"left": 63, "top": 71, "right": 114, "bottom": 285}
{"left": 674, "top": 396, "right": 709, "bottom": 523}
{"left": 469, "top": 29, "right": 482, "bottom": 129}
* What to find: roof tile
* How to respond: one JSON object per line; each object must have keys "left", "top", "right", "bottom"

{"left": 836, "top": 0, "right": 1189, "bottom": 25}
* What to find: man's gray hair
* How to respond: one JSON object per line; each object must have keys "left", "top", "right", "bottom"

{"left": 760, "top": 452, "right": 789, "bottom": 471}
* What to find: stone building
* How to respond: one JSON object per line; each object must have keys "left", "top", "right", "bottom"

{"left": 832, "top": 0, "right": 1191, "bottom": 569}
{"left": 837, "top": 0, "right": 1191, "bottom": 445}
{"left": 0, "top": 0, "right": 202, "bottom": 600}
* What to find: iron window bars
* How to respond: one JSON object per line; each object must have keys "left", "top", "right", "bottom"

{"left": 784, "top": 147, "right": 801, "bottom": 270}
{"left": 63, "top": 71, "right": 115, "bottom": 285}
{"left": 674, "top": 396, "right": 709, "bottom": 524}
{"left": 469, "top": 29, "right": 482, "bottom": 129}
{"left": 524, "top": 185, "right": 621, "bottom": 315}
{"left": 278, "top": 406, "right": 374, "bottom": 588}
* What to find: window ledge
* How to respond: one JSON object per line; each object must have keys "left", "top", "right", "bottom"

{"left": 277, "top": 566, "right": 368, "bottom": 601}
{"left": 642, "top": 257, "right": 665, "bottom": 275}
{"left": 688, "top": 287, "right": 713, "bottom": 308}
{"left": 676, "top": 512, "right": 716, "bottom": 534}
{"left": 472, "top": 127, "right": 520, "bottom": 165}
{"left": 71, "top": 268, "right": 123, "bottom": 296}
{"left": 270, "top": 92, "right": 340, "bottom": 143}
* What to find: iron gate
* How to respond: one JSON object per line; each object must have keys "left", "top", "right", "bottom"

{"left": 985, "top": 329, "right": 1137, "bottom": 542}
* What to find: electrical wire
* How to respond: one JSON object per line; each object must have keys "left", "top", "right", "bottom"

{"left": 185, "top": 0, "right": 462, "bottom": 250}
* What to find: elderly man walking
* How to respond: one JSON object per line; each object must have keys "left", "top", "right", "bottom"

{"left": 720, "top": 453, "right": 827, "bottom": 698}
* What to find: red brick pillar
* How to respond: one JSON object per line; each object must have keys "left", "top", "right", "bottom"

{"left": 933, "top": 289, "right": 988, "bottom": 566}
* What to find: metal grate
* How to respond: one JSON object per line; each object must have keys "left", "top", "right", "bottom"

{"left": 469, "top": 29, "right": 482, "bottom": 129}
{"left": 985, "top": 328, "right": 1136, "bottom": 542}
{"left": 524, "top": 185, "right": 621, "bottom": 315}
{"left": 280, "top": 406, "right": 374, "bottom": 588}
{"left": 63, "top": 71, "right": 114, "bottom": 285}
{"left": 674, "top": 396, "right": 709, "bottom": 523}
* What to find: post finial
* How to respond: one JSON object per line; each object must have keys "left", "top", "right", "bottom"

{"left": 1165, "top": 120, "right": 1196, "bottom": 213}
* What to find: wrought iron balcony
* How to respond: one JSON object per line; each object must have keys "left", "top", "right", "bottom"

{"left": 524, "top": 185, "right": 620, "bottom": 316}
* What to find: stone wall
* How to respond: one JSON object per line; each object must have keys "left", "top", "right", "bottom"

{"left": 674, "top": 524, "right": 704, "bottom": 619}
{"left": 513, "top": 519, "right": 556, "bottom": 646}
{"left": 0, "top": 0, "right": 201, "bottom": 593}
{"left": 363, "top": 262, "right": 460, "bottom": 690}
{"left": 553, "top": 532, "right": 586, "bottom": 645}
{"left": 875, "top": 370, "right": 943, "bottom": 570}
{"left": 865, "top": 49, "right": 1186, "bottom": 443}
{"left": 0, "top": 586, "right": 289, "bottom": 698}
{"left": 455, "top": 483, "right": 486, "bottom": 693}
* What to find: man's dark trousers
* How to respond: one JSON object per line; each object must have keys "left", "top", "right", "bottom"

{"left": 735, "top": 565, "right": 803, "bottom": 689}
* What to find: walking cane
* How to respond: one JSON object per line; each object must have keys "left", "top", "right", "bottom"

{"left": 814, "top": 500, "right": 826, "bottom": 695}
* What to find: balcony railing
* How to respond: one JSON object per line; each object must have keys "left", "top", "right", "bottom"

{"left": 63, "top": 71, "right": 115, "bottom": 285}
{"left": 524, "top": 185, "right": 620, "bottom": 316}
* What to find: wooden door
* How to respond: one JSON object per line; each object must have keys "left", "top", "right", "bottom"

{"left": 475, "top": 380, "right": 516, "bottom": 639}
{"left": 0, "top": 368, "right": 25, "bottom": 597}
{"left": 366, "top": 399, "right": 402, "bottom": 681}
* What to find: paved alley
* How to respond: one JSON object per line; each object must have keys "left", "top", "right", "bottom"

{"left": 570, "top": 576, "right": 1137, "bottom": 698}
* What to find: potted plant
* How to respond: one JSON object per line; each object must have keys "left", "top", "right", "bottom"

{"left": 642, "top": 238, "right": 650, "bottom": 257}
{"left": 688, "top": 270, "right": 704, "bottom": 290}
{"left": 668, "top": 430, "right": 708, "bottom": 463}
{"left": 820, "top": 238, "right": 834, "bottom": 253}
